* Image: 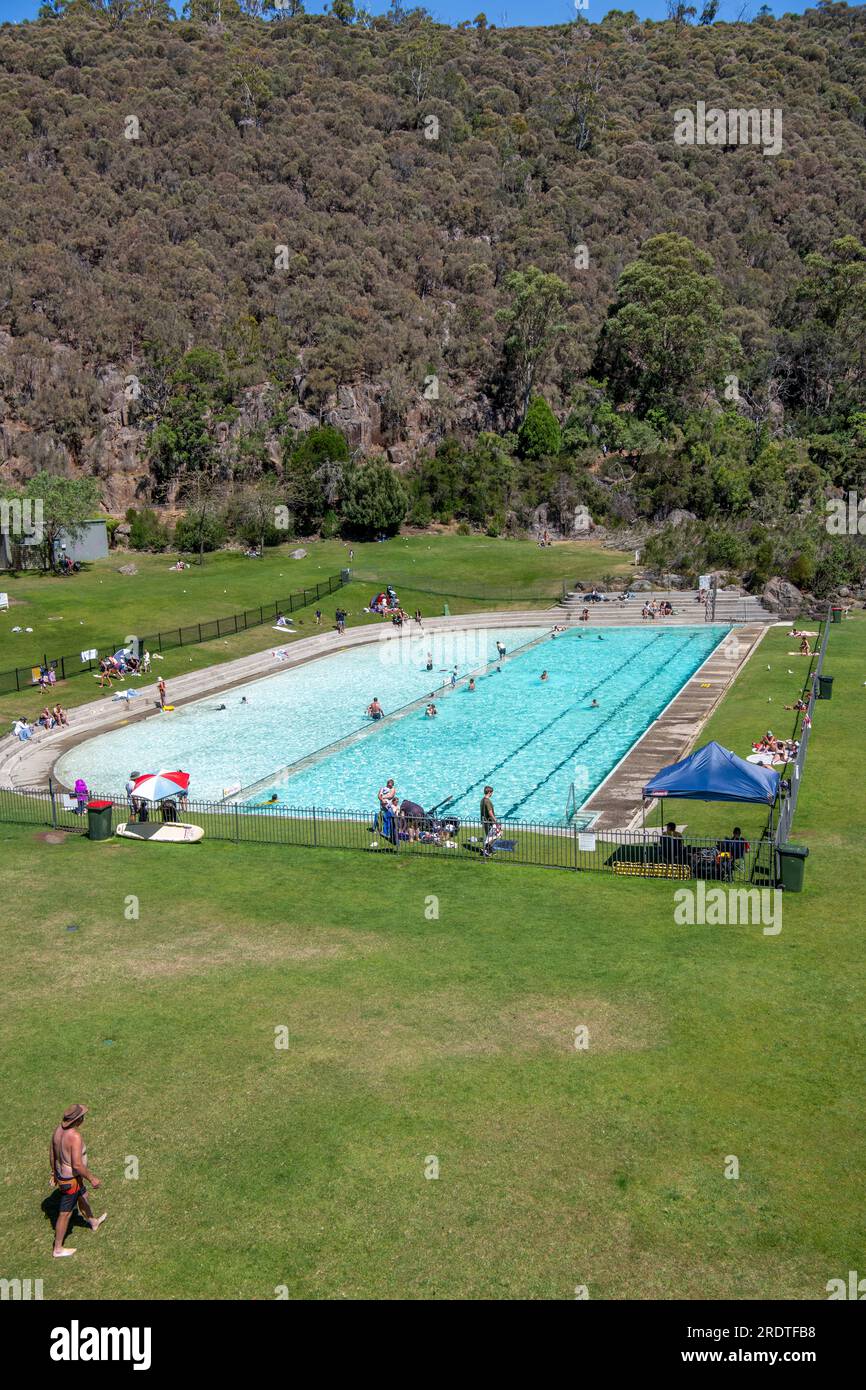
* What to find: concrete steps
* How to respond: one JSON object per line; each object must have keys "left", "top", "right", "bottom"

{"left": 555, "top": 589, "right": 775, "bottom": 625}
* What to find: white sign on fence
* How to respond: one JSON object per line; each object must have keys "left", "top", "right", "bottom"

{"left": 578, "top": 832, "right": 597, "bottom": 852}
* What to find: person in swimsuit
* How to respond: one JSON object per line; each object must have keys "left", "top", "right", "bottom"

{"left": 49, "top": 1104, "right": 106, "bottom": 1257}
{"left": 367, "top": 698, "right": 384, "bottom": 720}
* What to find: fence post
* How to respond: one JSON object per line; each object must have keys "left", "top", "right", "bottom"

{"left": 312, "top": 806, "right": 318, "bottom": 847}
{"left": 48, "top": 776, "right": 57, "bottom": 829}
{"left": 233, "top": 804, "right": 239, "bottom": 843}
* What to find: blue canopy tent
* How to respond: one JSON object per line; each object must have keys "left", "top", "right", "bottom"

{"left": 644, "top": 740, "right": 779, "bottom": 805}
{"left": 642, "top": 740, "right": 781, "bottom": 846}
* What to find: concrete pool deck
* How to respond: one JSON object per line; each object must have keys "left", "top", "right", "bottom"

{"left": 582, "top": 623, "right": 769, "bottom": 831}
{"left": 0, "top": 611, "right": 766, "bottom": 828}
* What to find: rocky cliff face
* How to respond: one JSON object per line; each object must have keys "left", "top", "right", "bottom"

{"left": 0, "top": 328, "right": 496, "bottom": 514}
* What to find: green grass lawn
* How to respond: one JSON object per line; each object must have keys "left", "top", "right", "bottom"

{"left": 0, "top": 535, "right": 631, "bottom": 727}
{"left": 0, "top": 534, "right": 631, "bottom": 668}
{"left": 0, "top": 616, "right": 863, "bottom": 1299}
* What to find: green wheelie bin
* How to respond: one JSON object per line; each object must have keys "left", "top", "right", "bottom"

{"left": 778, "top": 843, "right": 809, "bottom": 892}
{"left": 86, "top": 799, "right": 114, "bottom": 841}
{"left": 817, "top": 674, "right": 834, "bottom": 700}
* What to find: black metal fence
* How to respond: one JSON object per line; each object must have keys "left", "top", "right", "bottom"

{"left": 775, "top": 608, "right": 832, "bottom": 846}
{"left": 0, "top": 782, "right": 777, "bottom": 884}
{"left": 0, "top": 573, "right": 346, "bottom": 696}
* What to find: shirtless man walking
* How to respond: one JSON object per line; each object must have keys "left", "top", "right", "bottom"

{"left": 49, "top": 1104, "right": 106, "bottom": 1257}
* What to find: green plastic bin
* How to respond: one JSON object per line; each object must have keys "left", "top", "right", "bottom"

{"left": 831, "top": 606, "right": 843, "bottom": 623}
{"left": 778, "top": 843, "right": 809, "bottom": 892}
{"left": 86, "top": 799, "right": 114, "bottom": 841}
{"left": 817, "top": 674, "right": 834, "bottom": 700}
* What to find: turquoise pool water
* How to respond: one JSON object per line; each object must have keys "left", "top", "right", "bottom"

{"left": 258, "top": 625, "right": 727, "bottom": 822}
{"left": 56, "top": 625, "right": 727, "bottom": 824}
{"left": 55, "top": 626, "right": 543, "bottom": 801}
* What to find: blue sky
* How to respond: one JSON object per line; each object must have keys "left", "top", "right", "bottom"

{"left": 0, "top": 1, "right": 828, "bottom": 26}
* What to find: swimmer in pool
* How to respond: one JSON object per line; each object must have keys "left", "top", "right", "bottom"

{"left": 240, "top": 696, "right": 248, "bottom": 705}
{"left": 367, "top": 697, "right": 384, "bottom": 720}
{"left": 590, "top": 698, "right": 599, "bottom": 708}
{"left": 425, "top": 703, "right": 438, "bottom": 717}
{"left": 468, "top": 678, "right": 476, "bottom": 692}
{"left": 540, "top": 670, "right": 548, "bottom": 682}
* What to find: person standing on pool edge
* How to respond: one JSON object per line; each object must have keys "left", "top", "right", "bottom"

{"left": 157, "top": 676, "right": 167, "bottom": 710}
{"left": 480, "top": 785, "right": 498, "bottom": 857}
{"left": 49, "top": 1104, "right": 107, "bottom": 1257}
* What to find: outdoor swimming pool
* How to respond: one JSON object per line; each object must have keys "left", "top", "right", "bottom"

{"left": 56, "top": 624, "right": 729, "bottom": 824}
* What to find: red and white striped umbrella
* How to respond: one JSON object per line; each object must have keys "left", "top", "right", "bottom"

{"left": 131, "top": 770, "right": 190, "bottom": 802}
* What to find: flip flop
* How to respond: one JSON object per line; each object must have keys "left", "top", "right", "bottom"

{"left": 53, "top": 1248, "right": 76, "bottom": 1257}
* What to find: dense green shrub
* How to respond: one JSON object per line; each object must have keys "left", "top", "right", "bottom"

{"left": 126, "top": 507, "right": 170, "bottom": 552}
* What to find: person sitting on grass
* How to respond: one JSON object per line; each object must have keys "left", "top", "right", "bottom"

{"left": 717, "top": 827, "right": 749, "bottom": 865}
{"left": 659, "top": 821, "right": 685, "bottom": 865}
{"left": 400, "top": 798, "right": 425, "bottom": 842}
{"left": 799, "top": 636, "right": 812, "bottom": 655}
{"left": 784, "top": 698, "right": 809, "bottom": 712}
